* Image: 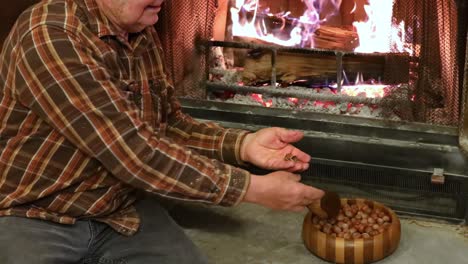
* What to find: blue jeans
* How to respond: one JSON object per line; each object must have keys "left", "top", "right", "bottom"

{"left": 0, "top": 197, "right": 209, "bottom": 264}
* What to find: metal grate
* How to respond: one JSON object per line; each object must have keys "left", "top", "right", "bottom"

{"left": 302, "top": 158, "right": 467, "bottom": 222}
{"left": 303, "top": 181, "right": 460, "bottom": 219}
{"left": 307, "top": 159, "right": 463, "bottom": 195}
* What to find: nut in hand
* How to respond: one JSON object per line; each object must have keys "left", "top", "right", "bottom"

{"left": 284, "top": 153, "right": 299, "bottom": 162}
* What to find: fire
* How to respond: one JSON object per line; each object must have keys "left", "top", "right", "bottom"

{"left": 353, "top": 0, "right": 412, "bottom": 54}
{"left": 230, "top": 1, "right": 303, "bottom": 46}
{"left": 341, "top": 84, "right": 388, "bottom": 98}
{"left": 330, "top": 72, "right": 391, "bottom": 98}
{"left": 230, "top": 0, "right": 413, "bottom": 54}
{"left": 227, "top": 1, "right": 414, "bottom": 109}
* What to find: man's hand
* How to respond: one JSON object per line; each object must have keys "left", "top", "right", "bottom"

{"left": 240, "top": 127, "right": 311, "bottom": 172}
{"left": 243, "top": 172, "right": 324, "bottom": 212}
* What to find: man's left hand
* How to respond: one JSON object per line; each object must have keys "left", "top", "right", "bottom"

{"left": 240, "top": 127, "right": 311, "bottom": 172}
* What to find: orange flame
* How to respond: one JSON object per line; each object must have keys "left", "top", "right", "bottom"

{"left": 230, "top": 0, "right": 414, "bottom": 54}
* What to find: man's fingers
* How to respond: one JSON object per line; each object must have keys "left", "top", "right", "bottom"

{"left": 289, "top": 173, "right": 301, "bottom": 181}
{"left": 283, "top": 160, "right": 296, "bottom": 169}
{"left": 293, "top": 162, "right": 310, "bottom": 172}
{"left": 278, "top": 128, "right": 304, "bottom": 144}
{"left": 290, "top": 205, "right": 307, "bottom": 212}
{"left": 296, "top": 151, "right": 312, "bottom": 163}
{"left": 287, "top": 149, "right": 311, "bottom": 163}
{"left": 303, "top": 186, "right": 325, "bottom": 201}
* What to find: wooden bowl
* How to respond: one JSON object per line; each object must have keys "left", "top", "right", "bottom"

{"left": 302, "top": 198, "right": 401, "bottom": 264}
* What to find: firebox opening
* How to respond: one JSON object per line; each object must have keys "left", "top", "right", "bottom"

{"left": 204, "top": 39, "right": 412, "bottom": 121}
{"left": 208, "top": 0, "right": 462, "bottom": 125}
{"left": 157, "top": 0, "right": 466, "bottom": 127}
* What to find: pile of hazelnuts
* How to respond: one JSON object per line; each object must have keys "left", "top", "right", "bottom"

{"left": 311, "top": 203, "right": 392, "bottom": 239}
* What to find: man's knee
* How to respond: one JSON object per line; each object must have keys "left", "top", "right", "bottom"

{"left": 122, "top": 243, "right": 209, "bottom": 264}
{"left": 165, "top": 237, "right": 210, "bottom": 264}
{"left": 0, "top": 217, "right": 50, "bottom": 262}
{"left": 0, "top": 216, "right": 88, "bottom": 264}
{"left": 0, "top": 236, "right": 67, "bottom": 264}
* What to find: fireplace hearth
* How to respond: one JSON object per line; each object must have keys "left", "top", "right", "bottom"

{"left": 157, "top": 0, "right": 468, "bottom": 223}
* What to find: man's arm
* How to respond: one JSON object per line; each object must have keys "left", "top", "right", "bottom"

{"left": 13, "top": 25, "right": 249, "bottom": 206}
{"left": 149, "top": 28, "right": 250, "bottom": 167}
{"left": 164, "top": 91, "right": 251, "bottom": 166}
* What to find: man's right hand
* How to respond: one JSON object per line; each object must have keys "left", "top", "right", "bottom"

{"left": 243, "top": 172, "right": 325, "bottom": 212}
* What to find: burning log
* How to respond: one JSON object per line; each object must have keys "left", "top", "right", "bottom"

{"left": 312, "top": 25, "right": 359, "bottom": 51}
{"left": 235, "top": 10, "right": 359, "bottom": 51}
{"left": 202, "top": 39, "right": 410, "bottom": 87}
{"left": 212, "top": 0, "right": 230, "bottom": 41}
{"left": 241, "top": 50, "right": 409, "bottom": 86}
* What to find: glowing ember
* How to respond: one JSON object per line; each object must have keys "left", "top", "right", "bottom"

{"left": 341, "top": 84, "right": 389, "bottom": 98}
{"left": 251, "top": 93, "right": 273, "bottom": 107}
{"left": 329, "top": 72, "right": 391, "bottom": 98}
{"left": 288, "top": 97, "right": 299, "bottom": 105}
{"left": 314, "top": 100, "right": 336, "bottom": 108}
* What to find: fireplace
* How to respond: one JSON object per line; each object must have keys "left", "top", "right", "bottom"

{"left": 156, "top": 0, "right": 468, "bottom": 223}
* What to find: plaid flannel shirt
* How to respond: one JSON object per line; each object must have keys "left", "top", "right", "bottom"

{"left": 0, "top": 0, "right": 250, "bottom": 235}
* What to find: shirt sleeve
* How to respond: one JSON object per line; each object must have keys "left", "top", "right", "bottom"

{"left": 150, "top": 29, "right": 250, "bottom": 167}
{"left": 164, "top": 82, "right": 251, "bottom": 166}
{"left": 13, "top": 25, "right": 250, "bottom": 207}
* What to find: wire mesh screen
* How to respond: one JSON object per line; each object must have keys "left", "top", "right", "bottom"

{"left": 393, "top": 0, "right": 462, "bottom": 125}
{"left": 155, "top": 0, "right": 217, "bottom": 98}
{"left": 302, "top": 159, "right": 467, "bottom": 221}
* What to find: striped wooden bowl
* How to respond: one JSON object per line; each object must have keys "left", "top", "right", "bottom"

{"left": 302, "top": 198, "right": 401, "bottom": 264}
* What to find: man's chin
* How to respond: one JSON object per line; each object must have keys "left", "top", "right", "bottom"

{"left": 142, "top": 15, "right": 159, "bottom": 27}
{"left": 128, "top": 22, "right": 158, "bottom": 33}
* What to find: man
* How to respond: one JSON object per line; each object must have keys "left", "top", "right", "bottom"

{"left": 0, "top": 0, "right": 324, "bottom": 263}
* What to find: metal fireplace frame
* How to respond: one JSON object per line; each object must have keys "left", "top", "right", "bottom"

{"left": 181, "top": 98, "right": 468, "bottom": 223}
{"left": 171, "top": 0, "right": 468, "bottom": 224}
{"left": 178, "top": 23, "right": 468, "bottom": 224}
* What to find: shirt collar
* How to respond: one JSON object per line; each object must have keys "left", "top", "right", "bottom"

{"left": 76, "top": 0, "right": 120, "bottom": 38}
{"left": 78, "top": 0, "right": 150, "bottom": 50}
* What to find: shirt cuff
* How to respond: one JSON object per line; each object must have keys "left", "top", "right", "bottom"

{"left": 216, "top": 165, "right": 251, "bottom": 207}
{"left": 221, "top": 129, "right": 251, "bottom": 166}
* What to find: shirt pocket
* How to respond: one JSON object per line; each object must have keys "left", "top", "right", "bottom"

{"left": 117, "top": 80, "right": 143, "bottom": 110}
{"left": 148, "top": 78, "right": 168, "bottom": 133}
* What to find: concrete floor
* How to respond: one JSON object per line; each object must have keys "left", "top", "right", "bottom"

{"left": 168, "top": 202, "right": 468, "bottom": 264}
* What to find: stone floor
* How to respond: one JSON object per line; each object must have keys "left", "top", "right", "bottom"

{"left": 168, "top": 202, "right": 468, "bottom": 264}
